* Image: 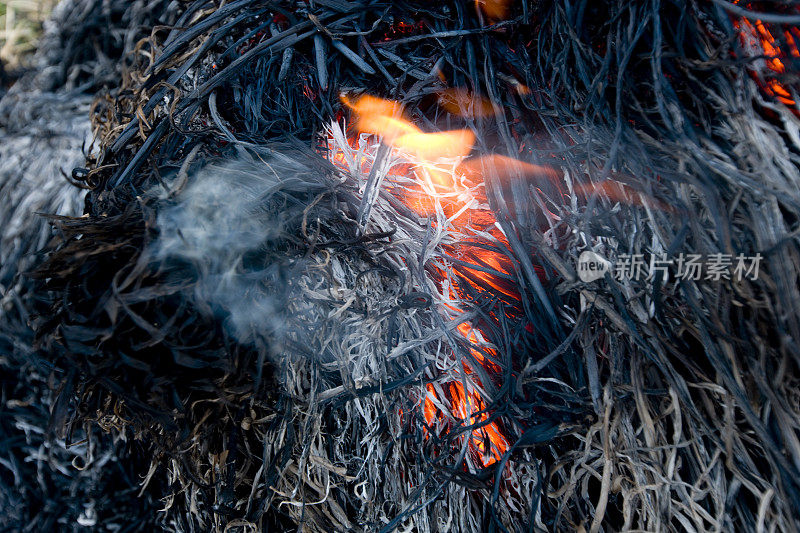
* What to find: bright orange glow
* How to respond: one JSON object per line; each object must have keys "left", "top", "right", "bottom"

{"left": 732, "top": 4, "right": 799, "bottom": 107}
{"left": 422, "top": 379, "right": 506, "bottom": 464}
{"left": 358, "top": 115, "right": 421, "bottom": 142}
{"left": 342, "top": 95, "right": 418, "bottom": 144}
{"left": 438, "top": 88, "right": 498, "bottom": 118}
{"left": 449, "top": 381, "right": 506, "bottom": 463}
{"left": 475, "top": 0, "right": 513, "bottom": 23}
{"left": 393, "top": 129, "right": 476, "bottom": 164}
{"left": 457, "top": 321, "right": 498, "bottom": 367}
{"left": 342, "top": 94, "right": 403, "bottom": 122}
{"left": 458, "top": 154, "right": 560, "bottom": 185}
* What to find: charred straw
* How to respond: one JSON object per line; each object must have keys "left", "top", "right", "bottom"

{"left": 0, "top": 0, "right": 799, "bottom": 532}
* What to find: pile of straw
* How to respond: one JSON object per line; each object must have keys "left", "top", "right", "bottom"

{"left": 2, "top": 1, "right": 800, "bottom": 531}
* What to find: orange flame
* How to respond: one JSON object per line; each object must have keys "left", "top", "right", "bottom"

{"left": 458, "top": 154, "right": 560, "bottom": 185}
{"left": 394, "top": 129, "right": 477, "bottom": 163}
{"left": 344, "top": 94, "right": 475, "bottom": 186}
{"left": 437, "top": 88, "right": 498, "bottom": 118}
{"left": 341, "top": 94, "right": 511, "bottom": 466}
{"left": 475, "top": 0, "right": 513, "bottom": 23}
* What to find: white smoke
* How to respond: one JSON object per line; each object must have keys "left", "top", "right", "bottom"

{"left": 151, "top": 148, "right": 327, "bottom": 347}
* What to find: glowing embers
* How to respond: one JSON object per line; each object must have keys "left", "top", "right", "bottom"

{"left": 732, "top": 4, "right": 800, "bottom": 106}
{"left": 424, "top": 380, "right": 508, "bottom": 466}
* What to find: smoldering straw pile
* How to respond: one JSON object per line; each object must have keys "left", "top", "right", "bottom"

{"left": 1, "top": 0, "right": 800, "bottom": 531}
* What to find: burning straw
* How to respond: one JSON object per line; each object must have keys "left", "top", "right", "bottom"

{"left": 2, "top": 0, "right": 800, "bottom": 531}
